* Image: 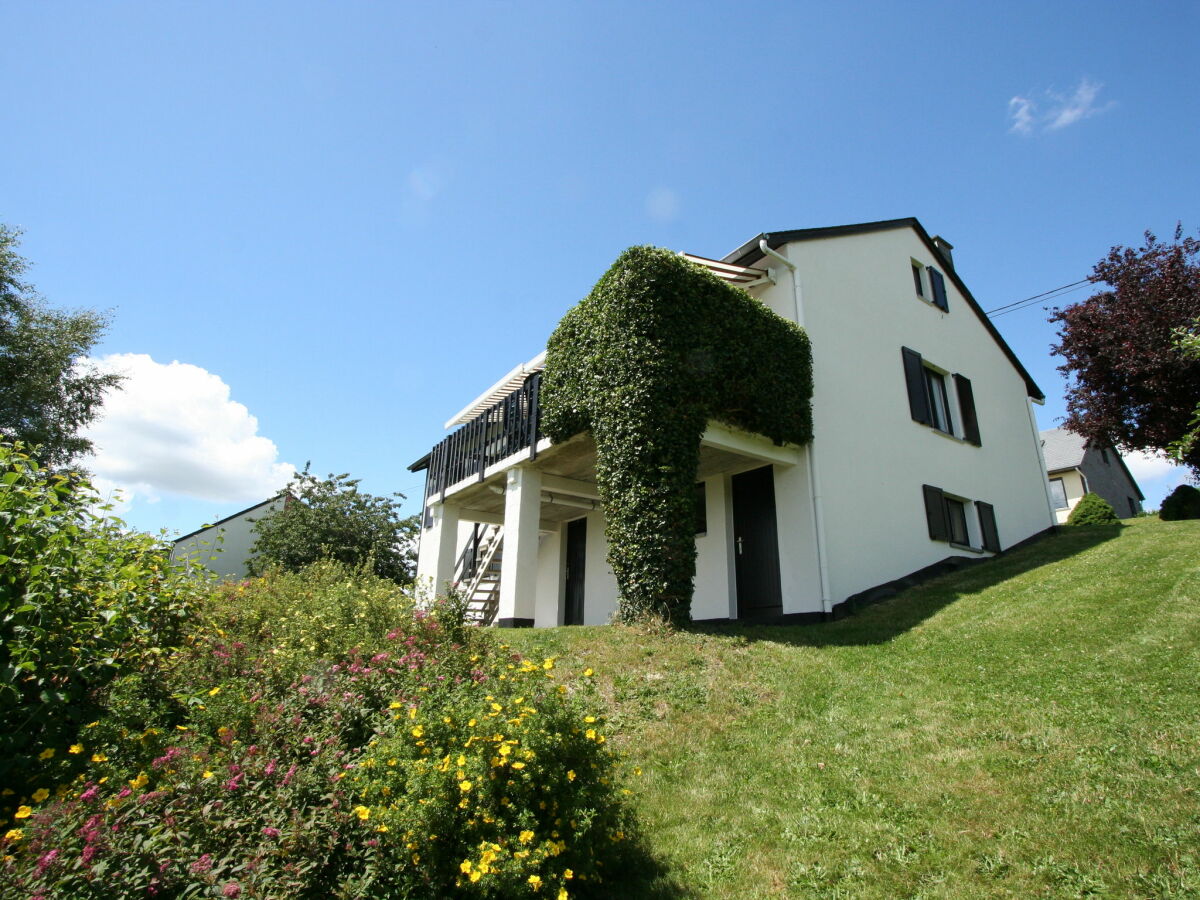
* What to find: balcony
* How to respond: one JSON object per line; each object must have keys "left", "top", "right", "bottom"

{"left": 422, "top": 372, "right": 542, "bottom": 502}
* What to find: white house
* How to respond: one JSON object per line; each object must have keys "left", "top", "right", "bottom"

{"left": 1040, "top": 427, "right": 1144, "bottom": 523}
{"left": 170, "top": 495, "right": 286, "bottom": 579}
{"left": 410, "top": 218, "right": 1058, "bottom": 627}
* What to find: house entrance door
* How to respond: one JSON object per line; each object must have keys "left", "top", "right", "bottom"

{"left": 564, "top": 517, "right": 587, "bottom": 625}
{"left": 732, "top": 465, "right": 783, "bottom": 619}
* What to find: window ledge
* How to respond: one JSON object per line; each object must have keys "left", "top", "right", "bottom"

{"left": 949, "top": 542, "right": 987, "bottom": 555}
{"left": 918, "top": 422, "right": 972, "bottom": 445}
{"left": 914, "top": 294, "right": 948, "bottom": 314}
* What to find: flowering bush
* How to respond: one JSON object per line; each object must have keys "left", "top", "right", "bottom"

{"left": 0, "top": 442, "right": 206, "bottom": 793}
{"left": 1, "top": 566, "right": 636, "bottom": 898}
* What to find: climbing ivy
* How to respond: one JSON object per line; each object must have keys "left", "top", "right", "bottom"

{"left": 540, "top": 246, "right": 812, "bottom": 624}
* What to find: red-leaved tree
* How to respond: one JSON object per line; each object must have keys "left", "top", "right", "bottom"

{"left": 1050, "top": 225, "right": 1200, "bottom": 472}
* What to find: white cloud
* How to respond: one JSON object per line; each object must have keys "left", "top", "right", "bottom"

{"left": 645, "top": 187, "right": 680, "bottom": 222}
{"left": 1121, "top": 449, "right": 1180, "bottom": 484}
{"left": 1008, "top": 78, "right": 1113, "bottom": 134}
{"left": 80, "top": 353, "right": 295, "bottom": 506}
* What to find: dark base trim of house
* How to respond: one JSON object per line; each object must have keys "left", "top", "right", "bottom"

{"left": 496, "top": 617, "right": 535, "bottom": 628}
{"left": 693, "top": 526, "right": 1058, "bottom": 628}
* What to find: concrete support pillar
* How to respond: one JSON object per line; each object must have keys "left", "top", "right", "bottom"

{"left": 416, "top": 502, "right": 460, "bottom": 598}
{"left": 497, "top": 466, "right": 541, "bottom": 627}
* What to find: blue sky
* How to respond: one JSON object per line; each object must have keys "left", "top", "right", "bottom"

{"left": 4, "top": 1, "right": 1197, "bottom": 534}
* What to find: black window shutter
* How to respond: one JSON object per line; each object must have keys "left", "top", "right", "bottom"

{"left": 902, "top": 347, "right": 932, "bottom": 425}
{"left": 977, "top": 501, "right": 1000, "bottom": 552}
{"left": 929, "top": 267, "right": 948, "bottom": 311}
{"left": 923, "top": 484, "right": 950, "bottom": 541}
{"left": 954, "top": 373, "right": 981, "bottom": 445}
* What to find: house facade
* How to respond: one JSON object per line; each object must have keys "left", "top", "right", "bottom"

{"left": 410, "top": 218, "right": 1058, "bottom": 626}
{"left": 1040, "top": 427, "right": 1144, "bottom": 522}
{"left": 170, "top": 495, "right": 286, "bottom": 579}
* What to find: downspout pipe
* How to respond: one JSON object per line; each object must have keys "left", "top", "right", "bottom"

{"left": 758, "top": 239, "right": 833, "bottom": 615}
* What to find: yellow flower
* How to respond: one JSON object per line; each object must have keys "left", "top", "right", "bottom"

{"left": 459, "top": 780, "right": 472, "bottom": 792}
{"left": 85, "top": 721, "right": 99, "bottom": 728}
{"left": 528, "top": 874, "right": 543, "bottom": 889}
{"left": 37, "top": 748, "right": 54, "bottom": 760}
{"left": 567, "top": 769, "right": 576, "bottom": 781}
{"left": 68, "top": 744, "right": 84, "bottom": 755}
{"left": 175, "top": 725, "right": 189, "bottom": 732}
{"left": 202, "top": 771, "right": 214, "bottom": 779}
{"left": 586, "top": 729, "right": 596, "bottom": 741}
{"left": 542, "top": 658, "right": 555, "bottom": 670}
{"left": 91, "top": 753, "right": 108, "bottom": 763}
{"left": 558, "top": 889, "right": 569, "bottom": 900}
{"left": 208, "top": 686, "right": 221, "bottom": 697}
{"left": 469, "top": 870, "right": 481, "bottom": 883}
{"left": 519, "top": 829, "right": 535, "bottom": 844}
{"left": 389, "top": 701, "right": 403, "bottom": 710}
{"left": 460, "top": 859, "right": 473, "bottom": 874}
{"left": 354, "top": 806, "right": 370, "bottom": 821}
{"left": 129, "top": 773, "right": 148, "bottom": 790}
{"left": 564, "top": 868, "right": 573, "bottom": 879}
{"left": 511, "top": 761, "right": 525, "bottom": 770}
{"left": 584, "top": 715, "right": 596, "bottom": 723}
{"left": 4, "top": 829, "right": 22, "bottom": 842}
{"left": 408, "top": 706, "right": 417, "bottom": 720}
{"left": 583, "top": 668, "right": 594, "bottom": 677}
{"left": 14, "top": 806, "right": 32, "bottom": 820}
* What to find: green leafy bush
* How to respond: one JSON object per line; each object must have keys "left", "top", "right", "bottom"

{"left": 1066, "top": 492, "right": 1120, "bottom": 526}
{"left": 541, "top": 246, "right": 812, "bottom": 624}
{"left": 0, "top": 442, "right": 205, "bottom": 786}
{"left": 1159, "top": 483, "right": 1200, "bottom": 520}
{"left": 2, "top": 568, "right": 637, "bottom": 898}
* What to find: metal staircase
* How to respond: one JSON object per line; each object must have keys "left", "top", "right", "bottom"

{"left": 456, "top": 524, "right": 504, "bottom": 625}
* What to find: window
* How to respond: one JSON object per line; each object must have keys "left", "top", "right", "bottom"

{"left": 1101, "top": 448, "right": 1110, "bottom": 464}
{"left": 1128, "top": 497, "right": 1137, "bottom": 517}
{"left": 902, "top": 348, "right": 980, "bottom": 443}
{"left": 1049, "top": 478, "right": 1068, "bottom": 510}
{"left": 911, "top": 261, "right": 925, "bottom": 298}
{"left": 924, "top": 368, "right": 953, "bottom": 434}
{"left": 946, "top": 497, "right": 969, "bottom": 545}
{"left": 923, "top": 485, "right": 1001, "bottom": 552}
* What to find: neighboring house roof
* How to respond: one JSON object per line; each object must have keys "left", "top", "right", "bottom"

{"left": 1040, "top": 427, "right": 1088, "bottom": 471}
{"left": 172, "top": 494, "right": 287, "bottom": 544}
{"left": 723, "top": 217, "right": 1046, "bottom": 402}
{"left": 1039, "top": 427, "right": 1146, "bottom": 501}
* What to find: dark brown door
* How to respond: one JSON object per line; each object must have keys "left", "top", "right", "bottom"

{"left": 564, "top": 517, "right": 587, "bottom": 625}
{"left": 732, "top": 465, "right": 782, "bottom": 619}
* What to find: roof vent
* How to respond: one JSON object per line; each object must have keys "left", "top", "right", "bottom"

{"left": 931, "top": 235, "right": 954, "bottom": 270}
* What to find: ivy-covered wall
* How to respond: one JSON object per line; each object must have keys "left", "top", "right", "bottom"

{"left": 540, "top": 246, "right": 813, "bottom": 624}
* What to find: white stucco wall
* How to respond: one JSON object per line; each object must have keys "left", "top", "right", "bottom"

{"left": 171, "top": 497, "right": 284, "bottom": 580}
{"left": 750, "top": 227, "right": 1054, "bottom": 604}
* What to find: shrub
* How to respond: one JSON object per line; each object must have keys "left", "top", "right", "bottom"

{"left": 2, "top": 570, "right": 636, "bottom": 899}
{"left": 1066, "top": 492, "right": 1120, "bottom": 526}
{"left": 1159, "top": 483, "right": 1200, "bottom": 520}
{"left": 0, "top": 442, "right": 205, "bottom": 788}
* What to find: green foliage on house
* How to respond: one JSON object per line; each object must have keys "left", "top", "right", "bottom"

{"left": 540, "top": 246, "right": 812, "bottom": 625}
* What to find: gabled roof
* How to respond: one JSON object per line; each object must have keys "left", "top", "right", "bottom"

{"left": 722, "top": 217, "right": 1045, "bottom": 402}
{"left": 1040, "top": 427, "right": 1088, "bottom": 471}
{"left": 172, "top": 494, "right": 287, "bottom": 544}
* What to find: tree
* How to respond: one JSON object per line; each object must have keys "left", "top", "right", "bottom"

{"left": 1159, "top": 484, "right": 1200, "bottom": 521}
{"left": 0, "top": 225, "right": 123, "bottom": 466}
{"left": 1049, "top": 225, "right": 1200, "bottom": 472}
{"left": 248, "top": 467, "right": 419, "bottom": 584}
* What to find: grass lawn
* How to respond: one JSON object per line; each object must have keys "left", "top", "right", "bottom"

{"left": 504, "top": 518, "right": 1200, "bottom": 898}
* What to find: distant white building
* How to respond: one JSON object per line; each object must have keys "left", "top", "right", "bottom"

{"left": 170, "top": 495, "right": 287, "bottom": 579}
{"left": 1040, "top": 428, "right": 1144, "bottom": 523}
{"left": 410, "top": 218, "right": 1059, "bottom": 627}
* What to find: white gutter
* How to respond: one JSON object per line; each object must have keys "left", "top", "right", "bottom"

{"left": 758, "top": 239, "right": 832, "bottom": 614}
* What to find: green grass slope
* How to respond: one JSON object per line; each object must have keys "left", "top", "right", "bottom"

{"left": 505, "top": 518, "right": 1200, "bottom": 898}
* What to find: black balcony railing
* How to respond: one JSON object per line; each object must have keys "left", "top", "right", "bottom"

{"left": 424, "top": 372, "right": 542, "bottom": 502}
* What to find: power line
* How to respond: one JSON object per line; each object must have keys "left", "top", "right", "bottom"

{"left": 988, "top": 282, "right": 1095, "bottom": 319}
{"left": 985, "top": 278, "right": 1094, "bottom": 317}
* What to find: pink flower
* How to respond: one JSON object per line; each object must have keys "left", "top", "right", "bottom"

{"left": 261, "top": 827, "right": 281, "bottom": 838}
{"left": 189, "top": 854, "right": 213, "bottom": 874}
{"left": 222, "top": 882, "right": 242, "bottom": 898}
